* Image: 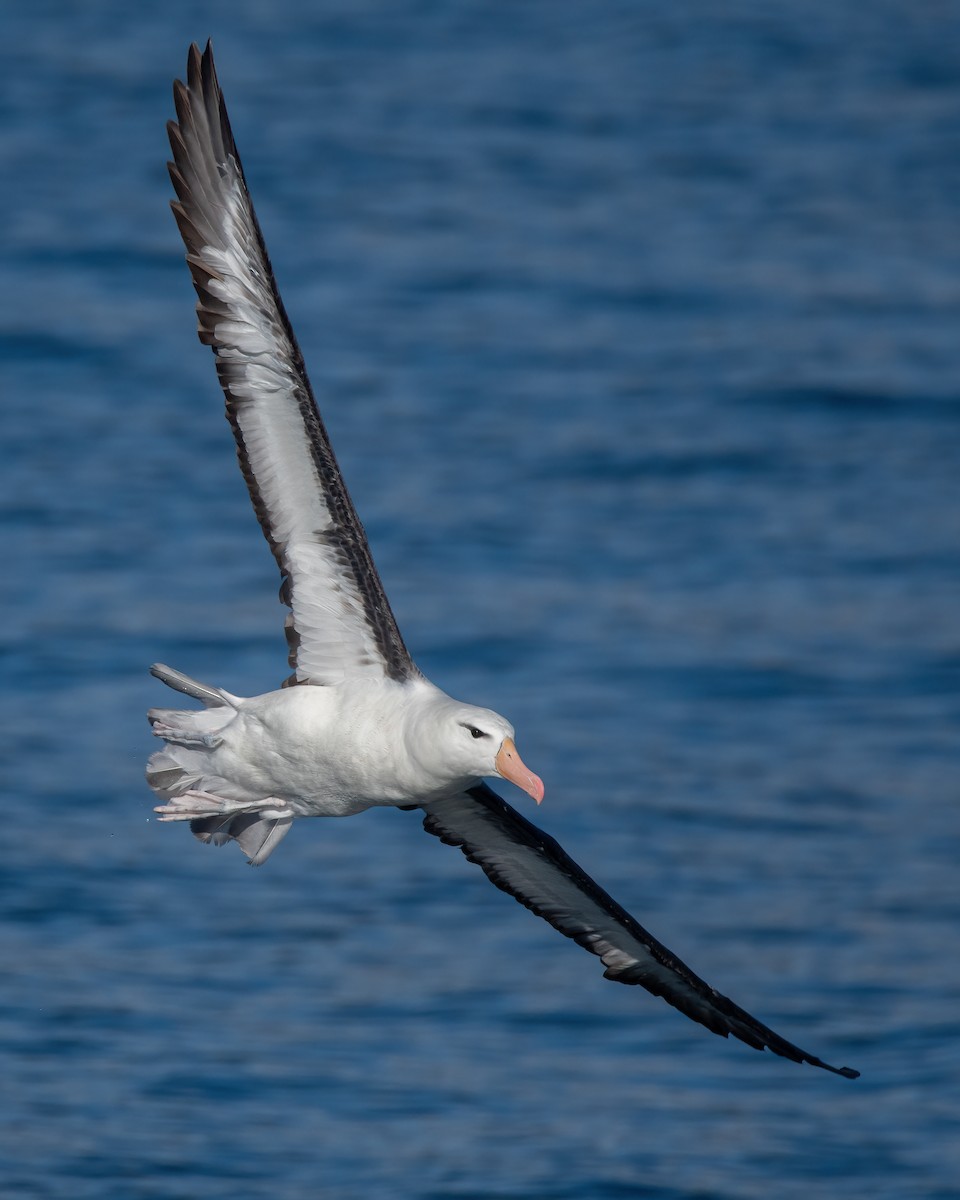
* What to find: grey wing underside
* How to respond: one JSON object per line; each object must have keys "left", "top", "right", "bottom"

{"left": 421, "top": 784, "right": 859, "bottom": 1078}
{"left": 167, "top": 42, "right": 417, "bottom": 686}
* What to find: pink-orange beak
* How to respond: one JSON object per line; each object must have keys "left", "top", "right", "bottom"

{"left": 494, "top": 737, "right": 545, "bottom": 805}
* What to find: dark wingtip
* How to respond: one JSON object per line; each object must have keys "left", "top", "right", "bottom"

{"left": 809, "top": 1056, "right": 860, "bottom": 1079}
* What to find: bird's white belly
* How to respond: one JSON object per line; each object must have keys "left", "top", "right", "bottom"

{"left": 208, "top": 684, "right": 416, "bottom": 817}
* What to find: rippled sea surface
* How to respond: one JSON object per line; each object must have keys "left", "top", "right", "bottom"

{"left": 3, "top": 3, "right": 959, "bottom": 1197}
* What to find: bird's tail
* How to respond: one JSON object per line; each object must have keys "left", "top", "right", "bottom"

{"left": 146, "top": 664, "right": 291, "bottom": 865}
{"left": 149, "top": 662, "right": 235, "bottom": 707}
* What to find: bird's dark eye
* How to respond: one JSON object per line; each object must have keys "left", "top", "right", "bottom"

{"left": 463, "top": 724, "right": 487, "bottom": 739}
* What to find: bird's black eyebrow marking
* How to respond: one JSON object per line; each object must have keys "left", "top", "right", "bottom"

{"left": 460, "top": 723, "right": 491, "bottom": 739}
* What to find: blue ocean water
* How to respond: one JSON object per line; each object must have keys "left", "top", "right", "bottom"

{"left": 2, "top": 3, "right": 959, "bottom": 1197}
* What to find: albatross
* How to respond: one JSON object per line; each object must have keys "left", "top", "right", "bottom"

{"left": 148, "top": 41, "right": 858, "bottom": 1080}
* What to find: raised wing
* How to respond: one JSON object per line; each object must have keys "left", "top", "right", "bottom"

{"left": 167, "top": 42, "right": 418, "bottom": 686}
{"left": 422, "top": 784, "right": 859, "bottom": 1078}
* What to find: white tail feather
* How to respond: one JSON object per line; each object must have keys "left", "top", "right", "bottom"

{"left": 147, "top": 664, "right": 293, "bottom": 864}
{"left": 150, "top": 663, "right": 238, "bottom": 708}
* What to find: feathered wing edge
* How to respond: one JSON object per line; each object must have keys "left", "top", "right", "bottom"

{"left": 166, "top": 41, "right": 418, "bottom": 686}
{"left": 421, "top": 784, "right": 859, "bottom": 1078}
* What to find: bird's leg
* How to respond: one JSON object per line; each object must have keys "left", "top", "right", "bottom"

{"left": 153, "top": 790, "right": 289, "bottom": 822}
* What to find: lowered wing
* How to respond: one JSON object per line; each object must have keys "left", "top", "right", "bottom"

{"left": 422, "top": 784, "right": 858, "bottom": 1078}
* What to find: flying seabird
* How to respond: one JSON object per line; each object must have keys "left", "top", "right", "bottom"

{"left": 148, "top": 42, "right": 859, "bottom": 1080}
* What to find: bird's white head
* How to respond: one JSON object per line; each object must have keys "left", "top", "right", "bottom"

{"left": 423, "top": 698, "right": 545, "bottom": 804}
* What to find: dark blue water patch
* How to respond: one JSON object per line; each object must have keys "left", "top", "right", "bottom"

{"left": 898, "top": 43, "right": 960, "bottom": 92}
{"left": 421, "top": 1186, "right": 701, "bottom": 1200}
{"left": 745, "top": 383, "right": 960, "bottom": 420}
{"left": 637, "top": 660, "right": 866, "bottom": 703}
{"left": 560, "top": 282, "right": 727, "bottom": 316}
{"left": 12, "top": 241, "right": 176, "bottom": 274}
{"left": 0, "top": 328, "right": 99, "bottom": 365}
{"left": 1, "top": 879, "right": 128, "bottom": 929}
{"left": 471, "top": 99, "right": 633, "bottom": 145}
{"left": 546, "top": 446, "right": 775, "bottom": 484}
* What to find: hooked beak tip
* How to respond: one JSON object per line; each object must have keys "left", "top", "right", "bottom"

{"left": 495, "top": 737, "right": 544, "bottom": 806}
